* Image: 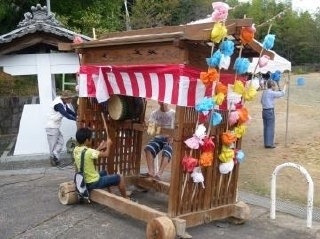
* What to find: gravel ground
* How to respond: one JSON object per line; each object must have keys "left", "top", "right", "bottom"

{"left": 0, "top": 134, "right": 73, "bottom": 170}
{"left": 0, "top": 134, "right": 15, "bottom": 156}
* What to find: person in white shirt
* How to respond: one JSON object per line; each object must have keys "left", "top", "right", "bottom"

{"left": 140, "top": 101, "right": 175, "bottom": 180}
{"left": 45, "top": 90, "right": 77, "bottom": 166}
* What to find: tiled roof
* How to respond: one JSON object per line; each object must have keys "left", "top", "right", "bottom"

{"left": 0, "top": 4, "right": 92, "bottom": 44}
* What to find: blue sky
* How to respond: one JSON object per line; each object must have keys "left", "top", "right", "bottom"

{"left": 292, "top": 0, "right": 320, "bottom": 13}
{"left": 238, "top": 0, "right": 320, "bottom": 13}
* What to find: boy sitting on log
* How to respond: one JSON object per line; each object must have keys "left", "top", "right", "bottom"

{"left": 73, "top": 127, "right": 128, "bottom": 199}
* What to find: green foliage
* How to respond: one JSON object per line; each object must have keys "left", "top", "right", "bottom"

{"left": 1, "top": 0, "right": 320, "bottom": 65}
{"left": 227, "top": 1, "right": 251, "bottom": 19}
{"left": 0, "top": 0, "right": 41, "bottom": 34}
{"left": 0, "top": 76, "right": 38, "bottom": 96}
{"left": 52, "top": 0, "right": 124, "bottom": 37}
{"left": 129, "top": 0, "right": 179, "bottom": 29}
{"left": 170, "top": 0, "right": 212, "bottom": 25}
{"left": 292, "top": 67, "right": 308, "bottom": 74}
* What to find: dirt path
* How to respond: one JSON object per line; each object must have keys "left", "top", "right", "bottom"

{"left": 240, "top": 73, "right": 320, "bottom": 206}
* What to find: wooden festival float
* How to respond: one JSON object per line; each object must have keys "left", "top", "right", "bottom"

{"left": 58, "top": 18, "right": 274, "bottom": 238}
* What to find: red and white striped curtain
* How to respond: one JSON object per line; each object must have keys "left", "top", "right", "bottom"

{"left": 78, "top": 64, "right": 212, "bottom": 107}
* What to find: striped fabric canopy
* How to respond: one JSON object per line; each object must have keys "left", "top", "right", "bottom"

{"left": 78, "top": 64, "right": 242, "bottom": 108}
{"left": 78, "top": 64, "right": 212, "bottom": 107}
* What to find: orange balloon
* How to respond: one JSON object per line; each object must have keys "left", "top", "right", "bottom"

{"left": 240, "top": 27, "right": 254, "bottom": 44}
{"left": 221, "top": 131, "right": 237, "bottom": 145}
{"left": 199, "top": 151, "right": 214, "bottom": 167}
{"left": 200, "top": 68, "right": 219, "bottom": 86}
{"left": 237, "top": 107, "right": 249, "bottom": 124}
{"left": 215, "top": 82, "right": 227, "bottom": 95}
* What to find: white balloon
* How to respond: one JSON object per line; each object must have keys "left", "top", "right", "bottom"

{"left": 246, "top": 77, "right": 260, "bottom": 90}
{"left": 219, "top": 55, "right": 231, "bottom": 70}
{"left": 219, "top": 160, "right": 234, "bottom": 174}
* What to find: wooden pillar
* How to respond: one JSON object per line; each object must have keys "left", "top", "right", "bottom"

{"left": 167, "top": 106, "right": 184, "bottom": 217}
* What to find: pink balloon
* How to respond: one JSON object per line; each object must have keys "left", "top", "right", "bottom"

{"left": 229, "top": 111, "right": 239, "bottom": 126}
{"left": 211, "top": 2, "right": 230, "bottom": 22}
{"left": 73, "top": 36, "right": 83, "bottom": 44}
{"left": 258, "top": 55, "right": 270, "bottom": 68}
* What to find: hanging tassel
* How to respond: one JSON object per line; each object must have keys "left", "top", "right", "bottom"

{"left": 180, "top": 173, "right": 188, "bottom": 201}
{"left": 226, "top": 170, "right": 233, "bottom": 192}
{"left": 217, "top": 174, "right": 223, "bottom": 197}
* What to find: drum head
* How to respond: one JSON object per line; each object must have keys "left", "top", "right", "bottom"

{"left": 108, "top": 95, "right": 127, "bottom": 120}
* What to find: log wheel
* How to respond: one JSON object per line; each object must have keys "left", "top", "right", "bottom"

{"left": 146, "top": 216, "right": 176, "bottom": 239}
{"left": 58, "top": 181, "right": 79, "bottom": 205}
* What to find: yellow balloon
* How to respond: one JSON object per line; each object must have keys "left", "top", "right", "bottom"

{"left": 211, "top": 22, "right": 228, "bottom": 43}
{"left": 213, "top": 92, "right": 225, "bottom": 105}
{"left": 234, "top": 124, "right": 247, "bottom": 138}
{"left": 233, "top": 80, "right": 245, "bottom": 95}
{"left": 243, "top": 86, "right": 257, "bottom": 101}
{"left": 219, "top": 145, "right": 234, "bottom": 163}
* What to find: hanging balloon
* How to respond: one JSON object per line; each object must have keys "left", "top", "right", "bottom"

{"left": 258, "top": 55, "right": 270, "bottom": 67}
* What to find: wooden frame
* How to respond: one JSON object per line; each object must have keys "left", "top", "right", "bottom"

{"left": 58, "top": 20, "right": 271, "bottom": 238}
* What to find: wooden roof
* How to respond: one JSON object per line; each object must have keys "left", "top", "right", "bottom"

{"left": 0, "top": 4, "right": 92, "bottom": 55}
{"left": 59, "top": 18, "right": 274, "bottom": 60}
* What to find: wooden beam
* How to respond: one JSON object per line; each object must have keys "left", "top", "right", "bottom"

{"left": 232, "top": 201, "right": 251, "bottom": 221}
{"left": 0, "top": 37, "right": 42, "bottom": 55}
{"left": 59, "top": 19, "right": 254, "bottom": 51}
{"left": 0, "top": 32, "right": 71, "bottom": 55}
{"left": 168, "top": 106, "right": 186, "bottom": 217}
{"left": 183, "top": 20, "right": 254, "bottom": 41}
{"left": 70, "top": 32, "right": 184, "bottom": 50}
{"left": 100, "top": 25, "right": 184, "bottom": 39}
{"left": 175, "top": 201, "right": 250, "bottom": 228}
{"left": 90, "top": 189, "right": 166, "bottom": 223}
{"left": 131, "top": 176, "right": 170, "bottom": 195}
{"left": 58, "top": 42, "right": 73, "bottom": 51}
{"left": 247, "top": 40, "right": 275, "bottom": 60}
{"left": 177, "top": 204, "right": 234, "bottom": 228}
{"left": 99, "top": 19, "right": 253, "bottom": 41}
{"left": 183, "top": 19, "right": 251, "bottom": 40}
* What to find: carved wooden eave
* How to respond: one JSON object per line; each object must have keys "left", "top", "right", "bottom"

{"left": 58, "top": 18, "right": 274, "bottom": 61}
{"left": 0, "top": 4, "right": 92, "bottom": 55}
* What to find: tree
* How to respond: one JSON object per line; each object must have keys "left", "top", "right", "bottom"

{"left": 51, "top": 0, "right": 124, "bottom": 37}
{"left": 0, "top": 0, "right": 125, "bottom": 37}
{"left": 170, "top": 0, "right": 212, "bottom": 25}
{"left": 0, "top": 0, "right": 40, "bottom": 34}
{"left": 1, "top": 0, "right": 320, "bottom": 65}
{"left": 129, "top": 0, "right": 179, "bottom": 29}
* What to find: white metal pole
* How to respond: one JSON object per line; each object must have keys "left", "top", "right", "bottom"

{"left": 285, "top": 71, "right": 290, "bottom": 147}
{"left": 124, "top": 0, "right": 131, "bottom": 30}
{"left": 46, "top": 0, "right": 51, "bottom": 13}
{"left": 270, "top": 169, "right": 277, "bottom": 219}
{"left": 270, "top": 162, "right": 314, "bottom": 228}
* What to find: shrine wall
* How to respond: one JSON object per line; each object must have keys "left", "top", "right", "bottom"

{"left": 0, "top": 96, "right": 39, "bottom": 135}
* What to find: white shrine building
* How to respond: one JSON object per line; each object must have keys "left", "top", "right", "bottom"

{"left": 0, "top": 4, "right": 92, "bottom": 156}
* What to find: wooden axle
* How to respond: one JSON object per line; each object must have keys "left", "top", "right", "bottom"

{"left": 58, "top": 180, "right": 250, "bottom": 239}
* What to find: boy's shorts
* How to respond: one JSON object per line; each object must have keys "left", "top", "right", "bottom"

{"left": 145, "top": 135, "right": 172, "bottom": 161}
